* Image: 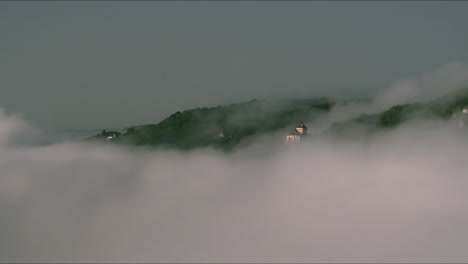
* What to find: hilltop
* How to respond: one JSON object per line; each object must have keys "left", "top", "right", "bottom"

{"left": 90, "top": 98, "right": 337, "bottom": 151}
{"left": 90, "top": 87, "right": 468, "bottom": 151}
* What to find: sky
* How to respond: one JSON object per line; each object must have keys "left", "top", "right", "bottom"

{"left": 1, "top": 1, "right": 468, "bottom": 129}
{"left": 3, "top": 3, "right": 468, "bottom": 261}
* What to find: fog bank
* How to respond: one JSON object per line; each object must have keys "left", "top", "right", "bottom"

{"left": 3, "top": 63, "right": 468, "bottom": 262}
{"left": 2, "top": 104, "right": 468, "bottom": 262}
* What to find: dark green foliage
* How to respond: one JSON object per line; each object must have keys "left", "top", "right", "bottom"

{"left": 427, "top": 88, "right": 468, "bottom": 118}
{"left": 329, "top": 103, "right": 428, "bottom": 136}
{"left": 103, "top": 98, "right": 335, "bottom": 151}
{"left": 378, "top": 104, "right": 420, "bottom": 128}
{"left": 89, "top": 86, "right": 468, "bottom": 150}
{"left": 329, "top": 86, "right": 468, "bottom": 136}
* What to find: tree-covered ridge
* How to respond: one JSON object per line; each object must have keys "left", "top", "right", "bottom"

{"left": 91, "top": 130, "right": 122, "bottom": 140}
{"left": 90, "top": 87, "right": 468, "bottom": 150}
{"left": 329, "top": 87, "right": 468, "bottom": 136}
{"left": 90, "top": 98, "right": 336, "bottom": 151}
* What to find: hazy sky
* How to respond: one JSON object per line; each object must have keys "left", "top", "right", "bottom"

{"left": 1, "top": 1, "right": 468, "bottom": 129}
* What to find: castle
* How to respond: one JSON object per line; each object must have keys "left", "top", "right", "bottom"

{"left": 285, "top": 122, "right": 308, "bottom": 144}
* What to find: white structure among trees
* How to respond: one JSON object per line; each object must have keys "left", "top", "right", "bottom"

{"left": 285, "top": 122, "right": 308, "bottom": 144}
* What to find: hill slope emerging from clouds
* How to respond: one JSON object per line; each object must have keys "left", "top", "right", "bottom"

{"left": 91, "top": 98, "right": 336, "bottom": 151}
{"left": 90, "top": 87, "right": 468, "bottom": 150}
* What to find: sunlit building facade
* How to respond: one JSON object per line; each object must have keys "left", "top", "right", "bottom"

{"left": 285, "top": 122, "right": 308, "bottom": 144}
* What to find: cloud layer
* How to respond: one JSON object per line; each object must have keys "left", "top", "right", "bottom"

{"left": 2, "top": 63, "right": 468, "bottom": 262}
{"left": 2, "top": 113, "right": 468, "bottom": 262}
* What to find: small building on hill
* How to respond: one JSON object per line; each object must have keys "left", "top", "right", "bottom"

{"left": 285, "top": 122, "right": 308, "bottom": 144}
{"left": 452, "top": 106, "right": 468, "bottom": 128}
{"left": 96, "top": 130, "right": 121, "bottom": 141}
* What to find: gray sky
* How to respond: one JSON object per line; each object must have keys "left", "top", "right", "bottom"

{"left": 1, "top": 1, "right": 468, "bottom": 129}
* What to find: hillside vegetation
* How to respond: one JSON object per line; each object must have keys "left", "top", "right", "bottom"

{"left": 329, "top": 87, "right": 468, "bottom": 136}
{"left": 90, "top": 87, "right": 468, "bottom": 150}
{"left": 91, "top": 98, "right": 335, "bottom": 151}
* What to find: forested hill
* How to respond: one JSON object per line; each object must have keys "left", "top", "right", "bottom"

{"left": 329, "top": 87, "right": 468, "bottom": 136}
{"left": 90, "top": 87, "right": 468, "bottom": 151}
{"left": 90, "top": 98, "right": 337, "bottom": 151}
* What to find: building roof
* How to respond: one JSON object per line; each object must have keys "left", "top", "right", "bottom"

{"left": 287, "top": 122, "right": 308, "bottom": 136}
{"left": 288, "top": 129, "right": 301, "bottom": 135}
{"left": 296, "top": 121, "right": 307, "bottom": 129}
